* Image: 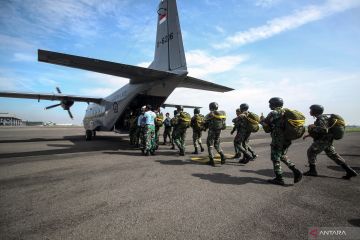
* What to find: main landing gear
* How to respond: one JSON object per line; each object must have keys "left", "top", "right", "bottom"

{"left": 85, "top": 130, "right": 96, "bottom": 141}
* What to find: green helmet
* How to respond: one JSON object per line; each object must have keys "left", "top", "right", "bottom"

{"left": 269, "top": 97, "right": 283, "bottom": 110}
{"left": 174, "top": 110, "right": 178, "bottom": 115}
{"left": 310, "top": 104, "right": 324, "bottom": 116}
{"left": 209, "top": 102, "right": 218, "bottom": 111}
{"left": 236, "top": 108, "right": 241, "bottom": 113}
{"left": 240, "top": 103, "right": 249, "bottom": 111}
{"left": 176, "top": 105, "right": 183, "bottom": 111}
{"left": 194, "top": 108, "right": 200, "bottom": 114}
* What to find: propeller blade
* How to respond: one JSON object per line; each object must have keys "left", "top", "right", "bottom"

{"left": 67, "top": 110, "right": 74, "bottom": 119}
{"left": 56, "top": 87, "right": 62, "bottom": 94}
{"left": 45, "top": 103, "right": 61, "bottom": 110}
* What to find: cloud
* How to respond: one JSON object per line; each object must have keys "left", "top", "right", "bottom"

{"left": 255, "top": 0, "right": 281, "bottom": 8}
{"left": 213, "top": 0, "right": 360, "bottom": 49}
{"left": 12, "top": 53, "right": 36, "bottom": 62}
{"left": 185, "top": 50, "right": 248, "bottom": 78}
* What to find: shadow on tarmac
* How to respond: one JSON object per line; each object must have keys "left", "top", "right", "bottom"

{"left": 191, "top": 173, "right": 286, "bottom": 186}
{"left": 348, "top": 219, "right": 360, "bottom": 227}
{"left": 327, "top": 165, "right": 360, "bottom": 172}
{"left": 0, "top": 135, "right": 131, "bottom": 162}
{"left": 240, "top": 169, "right": 293, "bottom": 178}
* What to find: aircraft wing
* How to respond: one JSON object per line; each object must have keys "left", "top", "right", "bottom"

{"left": 0, "top": 91, "right": 103, "bottom": 104}
{"left": 178, "top": 76, "right": 234, "bottom": 92}
{"left": 38, "top": 49, "right": 175, "bottom": 83}
{"left": 162, "top": 103, "right": 201, "bottom": 109}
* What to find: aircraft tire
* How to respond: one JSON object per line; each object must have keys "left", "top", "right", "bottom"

{"left": 85, "top": 130, "right": 92, "bottom": 141}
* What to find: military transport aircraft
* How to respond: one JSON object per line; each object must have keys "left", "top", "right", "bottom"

{"left": 0, "top": 0, "right": 233, "bottom": 140}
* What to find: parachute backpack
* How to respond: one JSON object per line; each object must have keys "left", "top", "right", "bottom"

{"left": 283, "top": 108, "right": 306, "bottom": 140}
{"left": 327, "top": 114, "right": 345, "bottom": 140}
{"left": 246, "top": 112, "right": 260, "bottom": 133}
{"left": 211, "top": 110, "right": 227, "bottom": 130}
{"left": 155, "top": 113, "right": 164, "bottom": 128}
{"left": 178, "top": 112, "right": 191, "bottom": 128}
{"left": 193, "top": 114, "right": 205, "bottom": 131}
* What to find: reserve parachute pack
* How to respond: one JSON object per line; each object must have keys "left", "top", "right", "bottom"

{"left": 178, "top": 112, "right": 191, "bottom": 128}
{"left": 193, "top": 114, "right": 205, "bottom": 131}
{"left": 283, "top": 108, "right": 306, "bottom": 140}
{"left": 155, "top": 113, "right": 164, "bottom": 127}
{"left": 327, "top": 114, "right": 345, "bottom": 140}
{"left": 210, "top": 110, "right": 227, "bottom": 130}
{"left": 245, "top": 112, "right": 260, "bottom": 133}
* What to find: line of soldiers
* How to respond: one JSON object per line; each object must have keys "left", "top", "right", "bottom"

{"left": 128, "top": 97, "right": 358, "bottom": 186}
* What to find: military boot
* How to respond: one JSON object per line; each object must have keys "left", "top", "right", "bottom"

{"left": 179, "top": 149, "right": 185, "bottom": 156}
{"left": 200, "top": 145, "right": 205, "bottom": 152}
{"left": 304, "top": 164, "right": 318, "bottom": 176}
{"left": 192, "top": 147, "right": 199, "bottom": 154}
{"left": 207, "top": 157, "right": 215, "bottom": 167}
{"left": 251, "top": 154, "right": 258, "bottom": 160}
{"left": 268, "top": 174, "right": 285, "bottom": 186}
{"left": 239, "top": 154, "right": 252, "bottom": 164}
{"left": 220, "top": 152, "right": 226, "bottom": 165}
{"left": 341, "top": 164, "right": 358, "bottom": 180}
{"left": 233, "top": 153, "right": 241, "bottom": 159}
{"left": 289, "top": 165, "right": 303, "bottom": 183}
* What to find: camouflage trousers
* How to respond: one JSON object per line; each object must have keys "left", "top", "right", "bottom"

{"left": 207, "top": 129, "right": 223, "bottom": 159}
{"left": 143, "top": 125, "right": 156, "bottom": 152}
{"left": 173, "top": 128, "right": 187, "bottom": 153}
{"left": 129, "top": 127, "right": 137, "bottom": 145}
{"left": 192, "top": 129, "right": 203, "bottom": 150}
{"left": 307, "top": 139, "right": 345, "bottom": 165}
{"left": 234, "top": 131, "right": 255, "bottom": 158}
{"left": 163, "top": 127, "right": 172, "bottom": 144}
{"left": 271, "top": 139, "right": 295, "bottom": 175}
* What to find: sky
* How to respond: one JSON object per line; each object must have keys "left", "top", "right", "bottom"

{"left": 0, "top": 0, "right": 360, "bottom": 125}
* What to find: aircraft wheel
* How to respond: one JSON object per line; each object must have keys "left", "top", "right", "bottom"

{"left": 85, "top": 130, "right": 92, "bottom": 141}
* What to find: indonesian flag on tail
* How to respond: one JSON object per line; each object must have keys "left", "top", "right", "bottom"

{"left": 158, "top": 7, "right": 167, "bottom": 25}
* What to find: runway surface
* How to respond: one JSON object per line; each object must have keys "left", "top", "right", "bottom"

{"left": 0, "top": 127, "right": 359, "bottom": 240}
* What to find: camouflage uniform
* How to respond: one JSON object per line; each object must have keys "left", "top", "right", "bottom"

{"left": 163, "top": 116, "right": 172, "bottom": 145}
{"left": 204, "top": 111, "right": 226, "bottom": 164}
{"left": 232, "top": 117, "right": 241, "bottom": 157}
{"left": 173, "top": 111, "right": 189, "bottom": 155}
{"left": 170, "top": 115, "right": 178, "bottom": 149}
{"left": 154, "top": 112, "right": 163, "bottom": 149}
{"left": 262, "top": 107, "right": 295, "bottom": 176}
{"left": 307, "top": 114, "right": 345, "bottom": 165}
{"left": 235, "top": 112, "right": 256, "bottom": 160}
{"left": 191, "top": 114, "right": 204, "bottom": 153}
{"left": 143, "top": 125, "right": 156, "bottom": 152}
{"left": 129, "top": 115, "right": 137, "bottom": 145}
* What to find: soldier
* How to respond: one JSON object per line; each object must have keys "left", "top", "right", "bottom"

{"left": 142, "top": 105, "right": 156, "bottom": 156}
{"left": 191, "top": 108, "right": 205, "bottom": 154}
{"left": 260, "top": 97, "right": 302, "bottom": 185}
{"left": 303, "top": 104, "right": 358, "bottom": 179}
{"left": 163, "top": 112, "right": 172, "bottom": 145}
{"left": 237, "top": 103, "right": 258, "bottom": 164}
{"left": 136, "top": 106, "right": 146, "bottom": 149}
{"left": 231, "top": 108, "right": 241, "bottom": 159}
{"left": 128, "top": 111, "right": 137, "bottom": 146}
{"left": 154, "top": 107, "right": 164, "bottom": 150}
{"left": 204, "top": 102, "right": 226, "bottom": 167}
{"left": 173, "top": 105, "right": 191, "bottom": 156}
{"left": 170, "top": 110, "right": 178, "bottom": 150}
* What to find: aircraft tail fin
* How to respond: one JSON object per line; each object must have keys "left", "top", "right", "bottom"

{"left": 149, "top": 0, "right": 187, "bottom": 72}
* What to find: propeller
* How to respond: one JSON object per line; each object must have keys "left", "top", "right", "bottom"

{"left": 44, "top": 87, "right": 74, "bottom": 119}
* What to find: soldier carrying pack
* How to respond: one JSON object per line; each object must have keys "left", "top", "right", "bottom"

{"left": 283, "top": 108, "right": 306, "bottom": 140}
{"left": 327, "top": 114, "right": 345, "bottom": 140}
{"left": 178, "top": 111, "right": 191, "bottom": 129}
{"left": 245, "top": 112, "right": 260, "bottom": 133}
{"left": 192, "top": 114, "right": 205, "bottom": 131}
{"left": 207, "top": 110, "right": 227, "bottom": 130}
{"left": 155, "top": 112, "right": 164, "bottom": 128}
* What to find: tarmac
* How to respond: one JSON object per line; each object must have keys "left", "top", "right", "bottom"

{"left": 0, "top": 126, "right": 359, "bottom": 240}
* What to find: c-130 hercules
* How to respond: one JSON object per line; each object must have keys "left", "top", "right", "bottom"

{"left": 0, "top": 0, "right": 233, "bottom": 140}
